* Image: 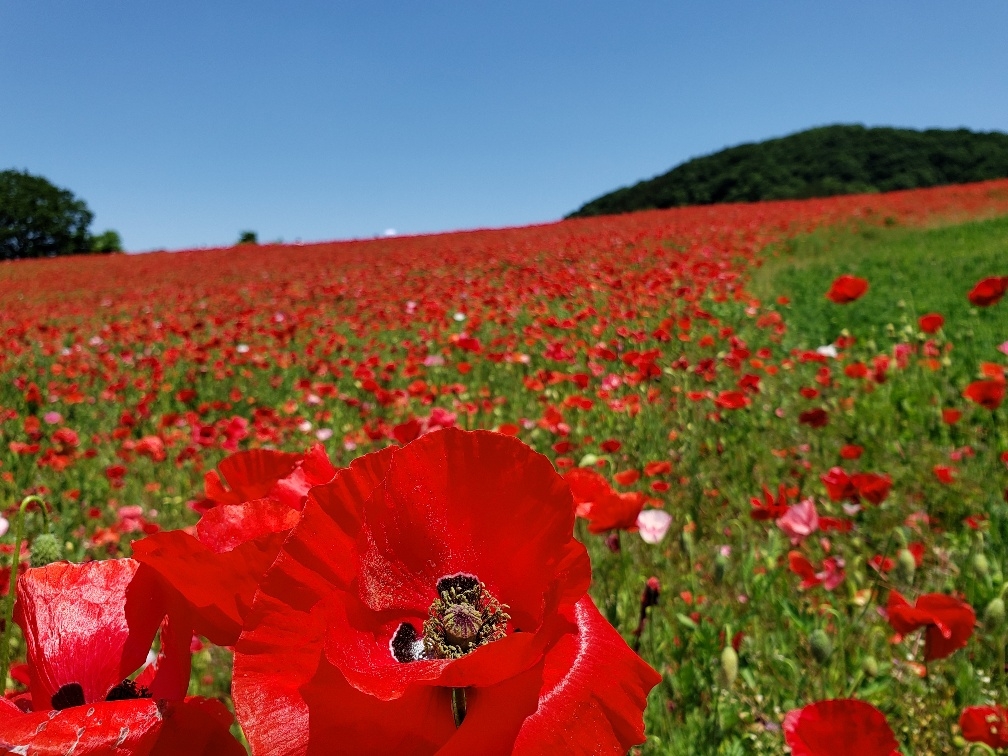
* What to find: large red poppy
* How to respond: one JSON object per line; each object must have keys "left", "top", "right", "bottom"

{"left": 886, "top": 591, "right": 975, "bottom": 661}
{"left": 967, "top": 276, "right": 1008, "bottom": 307}
{"left": 132, "top": 445, "right": 336, "bottom": 645}
{"left": 783, "top": 699, "right": 899, "bottom": 756}
{"left": 960, "top": 705, "right": 1008, "bottom": 748}
{"left": 565, "top": 467, "right": 645, "bottom": 533}
{"left": 963, "top": 379, "right": 1006, "bottom": 410}
{"left": 232, "top": 428, "right": 660, "bottom": 754}
{"left": 825, "top": 275, "right": 869, "bottom": 304}
{"left": 0, "top": 560, "right": 242, "bottom": 755}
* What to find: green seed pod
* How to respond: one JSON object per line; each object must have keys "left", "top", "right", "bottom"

{"left": 714, "top": 553, "right": 729, "bottom": 585}
{"left": 577, "top": 453, "right": 599, "bottom": 468}
{"left": 721, "top": 645, "right": 739, "bottom": 687}
{"left": 895, "top": 548, "right": 916, "bottom": 585}
{"left": 985, "top": 597, "right": 1005, "bottom": 629}
{"left": 861, "top": 655, "right": 879, "bottom": 678}
{"left": 30, "top": 533, "right": 63, "bottom": 568}
{"left": 809, "top": 629, "right": 832, "bottom": 665}
{"left": 973, "top": 553, "right": 990, "bottom": 577}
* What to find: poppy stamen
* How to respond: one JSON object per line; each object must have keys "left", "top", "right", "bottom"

{"left": 423, "top": 573, "right": 509, "bottom": 660}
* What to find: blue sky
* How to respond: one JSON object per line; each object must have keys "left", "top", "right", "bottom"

{"left": 2, "top": 2, "right": 1007, "bottom": 251}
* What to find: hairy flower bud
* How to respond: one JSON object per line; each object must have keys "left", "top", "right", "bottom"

{"left": 861, "top": 655, "right": 879, "bottom": 678}
{"left": 809, "top": 629, "right": 832, "bottom": 664}
{"left": 713, "top": 553, "right": 729, "bottom": 585}
{"left": 973, "top": 553, "right": 990, "bottom": 577}
{"left": 985, "top": 597, "right": 1005, "bottom": 629}
{"left": 895, "top": 548, "right": 916, "bottom": 585}
{"left": 30, "top": 533, "right": 63, "bottom": 567}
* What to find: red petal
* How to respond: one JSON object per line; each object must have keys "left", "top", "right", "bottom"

{"left": 918, "top": 594, "right": 975, "bottom": 661}
{"left": 214, "top": 449, "right": 303, "bottom": 503}
{"left": 150, "top": 697, "right": 245, "bottom": 756}
{"left": 784, "top": 699, "right": 898, "bottom": 756}
{"left": 960, "top": 705, "right": 1008, "bottom": 748}
{"left": 356, "top": 429, "right": 583, "bottom": 632}
{"left": 0, "top": 698, "right": 163, "bottom": 755}
{"left": 195, "top": 498, "right": 301, "bottom": 553}
{"left": 15, "top": 561, "right": 164, "bottom": 710}
{"left": 132, "top": 529, "right": 288, "bottom": 647}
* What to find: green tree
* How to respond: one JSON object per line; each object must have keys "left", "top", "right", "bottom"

{"left": 91, "top": 229, "right": 123, "bottom": 253}
{"left": 236, "top": 230, "right": 258, "bottom": 245}
{"left": 0, "top": 169, "right": 94, "bottom": 260}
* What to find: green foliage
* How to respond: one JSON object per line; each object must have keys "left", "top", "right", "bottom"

{"left": 237, "top": 230, "right": 258, "bottom": 245}
{"left": 569, "top": 125, "right": 1008, "bottom": 217}
{"left": 0, "top": 169, "right": 94, "bottom": 259}
{"left": 90, "top": 229, "right": 123, "bottom": 253}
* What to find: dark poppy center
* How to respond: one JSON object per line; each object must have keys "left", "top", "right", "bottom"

{"left": 390, "top": 572, "right": 510, "bottom": 663}
{"left": 50, "top": 679, "right": 152, "bottom": 711}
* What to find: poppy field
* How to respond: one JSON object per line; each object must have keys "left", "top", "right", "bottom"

{"left": 1, "top": 179, "right": 1008, "bottom": 754}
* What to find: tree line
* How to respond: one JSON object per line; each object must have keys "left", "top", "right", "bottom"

{"left": 567, "top": 124, "right": 1008, "bottom": 218}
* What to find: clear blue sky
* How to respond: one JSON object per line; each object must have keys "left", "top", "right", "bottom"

{"left": 3, "top": 2, "right": 1007, "bottom": 252}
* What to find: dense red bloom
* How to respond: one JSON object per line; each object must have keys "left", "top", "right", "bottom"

{"left": 0, "top": 560, "right": 242, "bottom": 755}
{"left": 825, "top": 275, "right": 869, "bottom": 304}
{"left": 918, "top": 313, "right": 944, "bottom": 333}
{"left": 963, "top": 379, "right": 1005, "bottom": 410}
{"left": 232, "top": 428, "right": 660, "bottom": 754}
{"left": 783, "top": 699, "right": 899, "bottom": 756}
{"left": 960, "top": 705, "right": 1008, "bottom": 748}
{"left": 968, "top": 276, "right": 1008, "bottom": 307}
{"left": 133, "top": 445, "right": 336, "bottom": 645}
{"left": 886, "top": 591, "right": 975, "bottom": 662}
{"left": 566, "top": 467, "right": 646, "bottom": 533}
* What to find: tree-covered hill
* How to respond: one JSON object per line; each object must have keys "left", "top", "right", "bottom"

{"left": 567, "top": 124, "right": 1008, "bottom": 218}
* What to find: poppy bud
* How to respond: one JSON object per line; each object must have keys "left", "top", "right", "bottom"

{"left": 985, "top": 597, "right": 1005, "bottom": 628}
{"left": 862, "top": 655, "right": 879, "bottom": 677}
{"left": 714, "top": 553, "right": 729, "bottom": 585}
{"left": 721, "top": 645, "right": 738, "bottom": 687}
{"left": 578, "top": 453, "right": 599, "bottom": 468}
{"left": 809, "top": 629, "right": 832, "bottom": 664}
{"left": 895, "top": 548, "right": 916, "bottom": 585}
{"left": 604, "top": 532, "right": 621, "bottom": 553}
{"left": 893, "top": 529, "right": 908, "bottom": 549}
{"left": 30, "top": 533, "right": 63, "bottom": 567}
{"left": 973, "top": 553, "right": 990, "bottom": 577}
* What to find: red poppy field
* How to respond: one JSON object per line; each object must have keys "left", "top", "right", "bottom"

{"left": 1, "top": 180, "right": 1008, "bottom": 754}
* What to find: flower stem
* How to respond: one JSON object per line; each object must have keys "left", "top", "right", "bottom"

{"left": 0, "top": 495, "right": 47, "bottom": 691}
{"left": 450, "top": 687, "right": 467, "bottom": 727}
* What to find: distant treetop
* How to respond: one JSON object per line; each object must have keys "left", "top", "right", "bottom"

{"left": 567, "top": 125, "right": 1008, "bottom": 218}
{"left": 1, "top": 169, "right": 121, "bottom": 259}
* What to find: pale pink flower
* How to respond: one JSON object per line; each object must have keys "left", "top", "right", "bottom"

{"left": 776, "top": 497, "right": 819, "bottom": 545}
{"left": 636, "top": 509, "right": 672, "bottom": 544}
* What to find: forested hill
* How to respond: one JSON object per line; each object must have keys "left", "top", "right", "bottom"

{"left": 567, "top": 125, "right": 1008, "bottom": 218}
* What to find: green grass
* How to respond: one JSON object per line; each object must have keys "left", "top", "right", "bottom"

{"left": 750, "top": 215, "right": 1008, "bottom": 376}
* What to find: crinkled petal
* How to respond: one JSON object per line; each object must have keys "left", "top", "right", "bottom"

{"left": 15, "top": 561, "right": 164, "bottom": 710}
{"left": 0, "top": 698, "right": 163, "bottom": 755}
{"left": 196, "top": 499, "right": 302, "bottom": 553}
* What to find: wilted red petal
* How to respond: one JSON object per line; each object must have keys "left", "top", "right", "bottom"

{"left": 783, "top": 699, "right": 899, "bottom": 756}
{"left": 0, "top": 698, "right": 163, "bottom": 755}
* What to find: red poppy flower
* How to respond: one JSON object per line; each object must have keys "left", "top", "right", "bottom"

{"left": 566, "top": 467, "right": 645, "bottom": 533}
{"left": 825, "top": 275, "right": 869, "bottom": 304}
{"left": 886, "top": 591, "right": 975, "bottom": 661}
{"left": 799, "top": 408, "right": 829, "bottom": 428}
{"left": 839, "top": 444, "right": 863, "bottom": 460}
{"left": 232, "top": 428, "right": 660, "bottom": 754}
{"left": 960, "top": 705, "right": 1008, "bottom": 748}
{"left": 783, "top": 699, "right": 899, "bottom": 756}
{"left": 850, "top": 472, "right": 892, "bottom": 505}
{"left": 968, "top": 276, "right": 1008, "bottom": 307}
{"left": 820, "top": 467, "right": 856, "bottom": 502}
{"left": 0, "top": 560, "right": 242, "bottom": 755}
{"left": 963, "top": 380, "right": 1005, "bottom": 410}
{"left": 749, "top": 484, "right": 792, "bottom": 521}
{"left": 132, "top": 445, "right": 336, "bottom": 645}
{"left": 942, "top": 408, "right": 962, "bottom": 424}
{"left": 714, "top": 390, "right": 749, "bottom": 409}
{"left": 918, "top": 313, "right": 944, "bottom": 333}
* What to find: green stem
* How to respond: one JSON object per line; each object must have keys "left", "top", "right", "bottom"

{"left": 0, "top": 495, "right": 48, "bottom": 692}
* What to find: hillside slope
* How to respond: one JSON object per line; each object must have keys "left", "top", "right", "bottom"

{"left": 568, "top": 124, "right": 1008, "bottom": 218}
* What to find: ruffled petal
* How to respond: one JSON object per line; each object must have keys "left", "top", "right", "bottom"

{"left": 15, "top": 561, "right": 164, "bottom": 710}
{"left": 195, "top": 499, "right": 301, "bottom": 553}
{"left": 150, "top": 697, "right": 245, "bottom": 756}
{"left": 356, "top": 429, "right": 579, "bottom": 630}
{"left": 0, "top": 698, "right": 164, "bottom": 755}
{"left": 132, "top": 529, "right": 289, "bottom": 647}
